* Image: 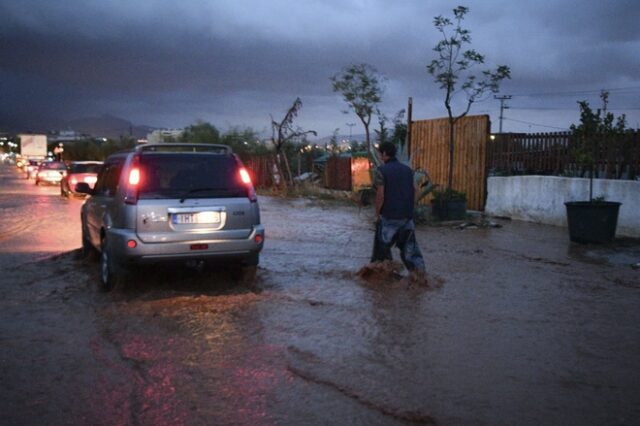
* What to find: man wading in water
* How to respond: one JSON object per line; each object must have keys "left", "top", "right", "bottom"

{"left": 370, "top": 142, "right": 426, "bottom": 282}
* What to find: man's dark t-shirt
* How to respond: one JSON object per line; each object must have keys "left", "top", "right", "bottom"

{"left": 375, "top": 158, "right": 414, "bottom": 219}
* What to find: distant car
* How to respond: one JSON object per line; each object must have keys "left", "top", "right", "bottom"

{"left": 25, "top": 159, "right": 41, "bottom": 179}
{"left": 60, "top": 161, "right": 103, "bottom": 197}
{"left": 77, "top": 143, "right": 264, "bottom": 291}
{"left": 35, "top": 161, "right": 67, "bottom": 186}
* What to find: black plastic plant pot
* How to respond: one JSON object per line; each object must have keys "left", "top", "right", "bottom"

{"left": 431, "top": 199, "right": 467, "bottom": 221}
{"left": 564, "top": 201, "right": 622, "bottom": 244}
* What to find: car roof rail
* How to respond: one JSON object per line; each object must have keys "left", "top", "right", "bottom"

{"left": 136, "top": 143, "right": 232, "bottom": 154}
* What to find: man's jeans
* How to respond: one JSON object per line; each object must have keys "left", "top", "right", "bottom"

{"left": 371, "top": 217, "right": 425, "bottom": 271}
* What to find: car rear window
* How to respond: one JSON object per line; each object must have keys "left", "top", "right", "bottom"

{"left": 41, "top": 162, "right": 67, "bottom": 170}
{"left": 137, "top": 153, "right": 246, "bottom": 199}
{"left": 70, "top": 163, "right": 102, "bottom": 173}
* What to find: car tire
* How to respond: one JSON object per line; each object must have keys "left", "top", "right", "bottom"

{"left": 239, "top": 265, "right": 257, "bottom": 283}
{"left": 100, "top": 236, "right": 126, "bottom": 292}
{"left": 245, "top": 252, "right": 259, "bottom": 266}
{"left": 81, "top": 222, "right": 98, "bottom": 261}
{"left": 233, "top": 253, "right": 259, "bottom": 283}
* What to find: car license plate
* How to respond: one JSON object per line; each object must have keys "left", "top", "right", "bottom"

{"left": 172, "top": 211, "right": 220, "bottom": 224}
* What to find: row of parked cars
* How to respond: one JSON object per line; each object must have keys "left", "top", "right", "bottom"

{"left": 15, "top": 144, "right": 265, "bottom": 291}
{"left": 16, "top": 157, "right": 103, "bottom": 197}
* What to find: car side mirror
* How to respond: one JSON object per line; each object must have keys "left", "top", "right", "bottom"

{"left": 75, "top": 182, "right": 94, "bottom": 195}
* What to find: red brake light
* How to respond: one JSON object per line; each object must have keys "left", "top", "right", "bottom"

{"left": 124, "top": 155, "right": 141, "bottom": 205}
{"left": 239, "top": 167, "right": 257, "bottom": 202}
{"left": 239, "top": 168, "right": 252, "bottom": 185}
{"left": 70, "top": 178, "right": 77, "bottom": 185}
{"left": 129, "top": 168, "right": 140, "bottom": 186}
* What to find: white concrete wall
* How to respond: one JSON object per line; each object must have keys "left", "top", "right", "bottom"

{"left": 486, "top": 176, "right": 640, "bottom": 238}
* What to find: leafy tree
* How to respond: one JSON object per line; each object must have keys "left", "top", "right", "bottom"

{"left": 270, "top": 97, "right": 317, "bottom": 186}
{"left": 374, "top": 111, "right": 389, "bottom": 145}
{"left": 103, "top": 136, "right": 136, "bottom": 158}
{"left": 376, "top": 109, "right": 407, "bottom": 148}
{"left": 328, "top": 128, "right": 340, "bottom": 153}
{"left": 390, "top": 110, "right": 407, "bottom": 147}
{"left": 221, "top": 127, "right": 269, "bottom": 160}
{"left": 427, "top": 5, "right": 510, "bottom": 194}
{"left": 331, "top": 63, "right": 386, "bottom": 165}
{"left": 61, "top": 139, "right": 103, "bottom": 161}
{"left": 180, "top": 121, "right": 221, "bottom": 144}
{"left": 570, "top": 91, "right": 629, "bottom": 201}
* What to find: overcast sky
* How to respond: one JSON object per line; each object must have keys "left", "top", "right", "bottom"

{"left": 1, "top": 0, "right": 639, "bottom": 138}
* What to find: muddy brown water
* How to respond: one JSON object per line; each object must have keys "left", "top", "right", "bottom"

{"left": 1, "top": 163, "right": 639, "bottom": 425}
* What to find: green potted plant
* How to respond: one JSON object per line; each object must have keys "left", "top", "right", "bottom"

{"left": 431, "top": 188, "right": 467, "bottom": 221}
{"left": 565, "top": 92, "right": 626, "bottom": 243}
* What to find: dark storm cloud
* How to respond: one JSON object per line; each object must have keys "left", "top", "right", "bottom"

{"left": 1, "top": 0, "right": 638, "bottom": 135}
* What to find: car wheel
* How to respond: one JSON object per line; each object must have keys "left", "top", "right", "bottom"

{"left": 239, "top": 265, "right": 257, "bottom": 283}
{"left": 100, "top": 236, "right": 125, "bottom": 291}
{"left": 247, "top": 252, "right": 259, "bottom": 266}
{"left": 81, "top": 222, "right": 98, "bottom": 261}
{"left": 233, "top": 253, "right": 259, "bottom": 283}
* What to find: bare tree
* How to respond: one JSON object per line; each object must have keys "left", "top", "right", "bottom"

{"left": 427, "top": 5, "right": 510, "bottom": 194}
{"left": 271, "top": 97, "right": 317, "bottom": 186}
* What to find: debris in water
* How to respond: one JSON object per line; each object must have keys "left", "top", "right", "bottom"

{"left": 356, "top": 260, "right": 404, "bottom": 283}
{"left": 408, "top": 269, "right": 428, "bottom": 287}
{"left": 456, "top": 219, "right": 503, "bottom": 230}
{"left": 356, "top": 261, "right": 437, "bottom": 289}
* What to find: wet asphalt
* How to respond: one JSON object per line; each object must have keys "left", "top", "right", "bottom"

{"left": 0, "top": 163, "right": 639, "bottom": 425}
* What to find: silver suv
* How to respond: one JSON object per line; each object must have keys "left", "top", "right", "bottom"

{"left": 77, "top": 143, "right": 264, "bottom": 290}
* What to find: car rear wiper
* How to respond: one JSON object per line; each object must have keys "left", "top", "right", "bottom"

{"left": 179, "top": 187, "right": 222, "bottom": 203}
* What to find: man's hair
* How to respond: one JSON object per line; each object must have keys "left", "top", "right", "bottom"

{"left": 378, "top": 142, "right": 396, "bottom": 158}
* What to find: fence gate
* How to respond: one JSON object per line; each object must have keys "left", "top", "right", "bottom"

{"left": 324, "top": 156, "right": 352, "bottom": 190}
{"left": 410, "top": 115, "right": 490, "bottom": 211}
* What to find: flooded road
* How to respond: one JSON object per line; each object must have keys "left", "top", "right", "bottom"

{"left": 1, "top": 162, "right": 639, "bottom": 425}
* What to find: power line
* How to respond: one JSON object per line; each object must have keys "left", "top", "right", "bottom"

{"left": 510, "top": 86, "right": 640, "bottom": 98}
{"left": 509, "top": 106, "right": 640, "bottom": 111}
{"left": 503, "top": 117, "right": 570, "bottom": 131}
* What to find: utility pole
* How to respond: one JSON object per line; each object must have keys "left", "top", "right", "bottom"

{"left": 407, "top": 97, "right": 413, "bottom": 155}
{"left": 494, "top": 95, "right": 511, "bottom": 133}
{"left": 346, "top": 123, "right": 355, "bottom": 141}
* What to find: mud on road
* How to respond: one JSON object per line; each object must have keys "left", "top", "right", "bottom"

{"left": 1, "top": 164, "right": 639, "bottom": 425}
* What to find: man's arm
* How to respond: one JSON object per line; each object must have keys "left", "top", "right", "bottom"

{"left": 375, "top": 184, "right": 384, "bottom": 221}
{"left": 374, "top": 167, "right": 385, "bottom": 221}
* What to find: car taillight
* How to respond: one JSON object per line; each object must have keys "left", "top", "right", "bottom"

{"left": 239, "top": 168, "right": 251, "bottom": 185}
{"left": 239, "top": 168, "right": 257, "bottom": 202}
{"left": 129, "top": 168, "right": 140, "bottom": 185}
{"left": 124, "top": 155, "right": 141, "bottom": 205}
{"left": 70, "top": 177, "right": 77, "bottom": 185}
